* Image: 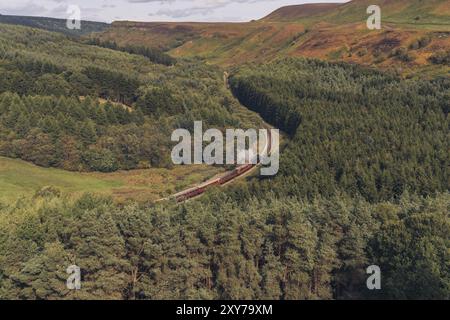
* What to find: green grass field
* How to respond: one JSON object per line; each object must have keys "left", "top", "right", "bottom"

{"left": 0, "top": 156, "right": 224, "bottom": 203}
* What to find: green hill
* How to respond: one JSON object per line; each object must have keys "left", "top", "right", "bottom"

{"left": 0, "top": 14, "right": 109, "bottom": 36}
{"left": 262, "top": 3, "right": 341, "bottom": 21}
{"left": 0, "top": 23, "right": 265, "bottom": 173}
{"left": 324, "top": 0, "right": 450, "bottom": 25}
{"left": 264, "top": 0, "right": 450, "bottom": 25}
{"left": 0, "top": 156, "right": 223, "bottom": 202}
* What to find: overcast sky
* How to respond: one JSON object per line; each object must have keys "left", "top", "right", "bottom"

{"left": 0, "top": 0, "right": 349, "bottom": 23}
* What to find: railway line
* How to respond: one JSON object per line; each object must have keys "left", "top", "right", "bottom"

{"left": 161, "top": 129, "right": 273, "bottom": 203}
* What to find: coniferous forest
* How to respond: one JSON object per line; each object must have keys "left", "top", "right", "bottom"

{"left": 0, "top": 24, "right": 258, "bottom": 172}
{"left": 0, "top": 9, "right": 449, "bottom": 301}
{"left": 230, "top": 59, "right": 449, "bottom": 202}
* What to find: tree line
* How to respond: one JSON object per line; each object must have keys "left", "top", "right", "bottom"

{"left": 0, "top": 53, "right": 141, "bottom": 105}
{"left": 86, "top": 38, "right": 176, "bottom": 66}
{"left": 0, "top": 93, "right": 173, "bottom": 171}
{"left": 0, "top": 23, "right": 262, "bottom": 172}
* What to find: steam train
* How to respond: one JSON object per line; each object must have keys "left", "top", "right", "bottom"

{"left": 172, "top": 129, "right": 272, "bottom": 203}
{"left": 173, "top": 164, "right": 255, "bottom": 202}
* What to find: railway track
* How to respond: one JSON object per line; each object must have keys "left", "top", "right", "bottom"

{"left": 160, "top": 129, "right": 273, "bottom": 203}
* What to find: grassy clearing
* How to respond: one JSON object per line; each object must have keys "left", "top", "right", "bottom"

{"left": 0, "top": 156, "right": 224, "bottom": 203}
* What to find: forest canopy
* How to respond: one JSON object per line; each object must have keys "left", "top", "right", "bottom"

{"left": 0, "top": 190, "right": 448, "bottom": 300}
{"left": 230, "top": 58, "right": 449, "bottom": 202}
{"left": 0, "top": 23, "right": 262, "bottom": 171}
{"left": 0, "top": 23, "right": 448, "bottom": 301}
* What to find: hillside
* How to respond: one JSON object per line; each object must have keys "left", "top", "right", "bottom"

{"left": 0, "top": 156, "right": 223, "bottom": 202}
{"left": 0, "top": 5, "right": 449, "bottom": 301}
{"left": 262, "top": 3, "right": 341, "bottom": 21}
{"left": 0, "top": 14, "right": 109, "bottom": 36}
{"left": 230, "top": 58, "right": 449, "bottom": 200}
{"left": 325, "top": 0, "right": 450, "bottom": 25}
{"left": 1, "top": 55, "right": 449, "bottom": 299}
{"left": 0, "top": 23, "right": 265, "bottom": 173}
{"left": 263, "top": 1, "right": 450, "bottom": 25}
{"left": 96, "top": 0, "right": 450, "bottom": 74}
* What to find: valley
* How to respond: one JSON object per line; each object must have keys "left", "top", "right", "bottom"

{"left": 0, "top": 22, "right": 267, "bottom": 202}
{"left": 95, "top": 0, "right": 450, "bottom": 76}
{"left": 0, "top": 0, "right": 448, "bottom": 301}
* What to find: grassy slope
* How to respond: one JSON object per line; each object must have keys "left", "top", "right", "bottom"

{"left": 262, "top": 3, "right": 341, "bottom": 21}
{"left": 324, "top": 0, "right": 450, "bottom": 25}
{"left": 97, "top": 0, "right": 450, "bottom": 75}
{"left": 263, "top": 0, "right": 450, "bottom": 25}
{"left": 0, "top": 157, "right": 224, "bottom": 203}
{"left": 0, "top": 156, "right": 119, "bottom": 201}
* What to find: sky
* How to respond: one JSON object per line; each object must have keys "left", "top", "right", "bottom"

{"left": 0, "top": 0, "right": 349, "bottom": 23}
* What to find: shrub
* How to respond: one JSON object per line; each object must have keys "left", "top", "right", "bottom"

{"left": 391, "top": 47, "right": 414, "bottom": 62}
{"left": 34, "top": 186, "right": 61, "bottom": 198}
{"left": 82, "top": 148, "right": 118, "bottom": 172}
{"left": 409, "top": 36, "right": 432, "bottom": 50}
{"left": 429, "top": 50, "right": 450, "bottom": 65}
